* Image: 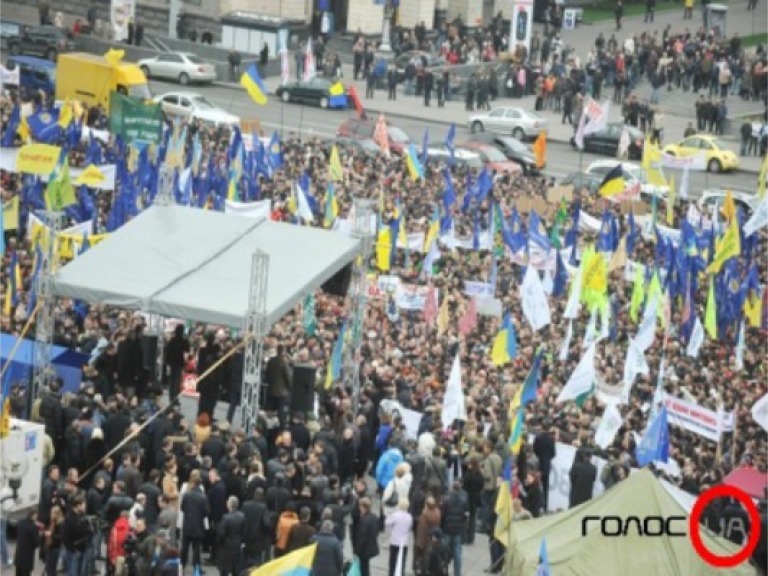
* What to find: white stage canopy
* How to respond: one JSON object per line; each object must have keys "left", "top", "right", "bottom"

{"left": 52, "top": 205, "right": 362, "bottom": 328}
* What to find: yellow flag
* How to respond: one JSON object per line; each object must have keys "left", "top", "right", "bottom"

{"left": 73, "top": 164, "right": 106, "bottom": 187}
{"left": 436, "top": 296, "right": 450, "bottom": 336}
{"left": 0, "top": 398, "right": 10, "bottom": 439}
{"left": 104, "top": 48, "right": 125, "bottom": 65}
{"left": 721, "top": 190, "right": 736, "bottom": 222}
{"left": 630, "top": 264, "right": 644, "bottom": 323}
{"left": 423, "top": 219, "right": 439, "bottom": 253}
{"left": 744, "top": 293, "right": 763, "bottom": 328}
{"left": 608, "top": 235, "right": 627, "bottom": 272}
{"left": 376, "top": 228, "right": 392, "bottom": 271}
{"left": 583, "top": 251, "right": 607, "bottom": 293}
{"left": 58, "top": 101, "right": 73, "bottom": 128}
{"left": 2, "top": 197, "right": 19, "bottom": 231}
{"left": 706, "top": 218, "right": 741, "bottom": 274}
{"left": 328, "top": 145, "right": 343, "bottom": 182}
{"left": 490, "top": 330, "right": 509, "bottom": 366}
{"left": 758, "top": 156, "right": 767, "bottom": 200}
{"left": 3, "top": 280, "right": 11, "bottom": 317}
{"left": 666, "top": 174, "right": 676, "bottom": 226}
{"left": 493, "top": 480, "right": 513, "bottom": 544}
{"left": 705, "top": 277, "right": 717, "bottom": 340}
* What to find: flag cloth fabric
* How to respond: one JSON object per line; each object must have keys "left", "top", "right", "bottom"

{"left": 444, "top": 123, "right": 456, "bottom": 161}
{"left": 347, "top": 85, "right": 365, "bottom": 119}
{"left": 520, "top": 352, "right": 543, "bottom": 405}
{"left": 520, "top": 266, "right": 551, "bottom": 332}
{"left": 536, "top": 537, "right": 552, "bottom": 576}
{"left": 532, "top": 131, "right": 547, "bottom": 169}
{"left": 324, "top": 323, "right": 345, "bottom": 389}
{"left": 721, "top": 189, "right": 736, "bottom": 223}
{"left": 458, "top": 296, "right": 477, "bottom": 336}
{"left": 295, "top": 180, "right": 314, "bottom": 223}
{"left": 598, "top": 164, "right": 625, "bottom": 197}
{"left": 686, "top": 315, "right": 704, "bottom": 358}
{"left": 373, "top": 114, "right": 390, "bottom": 156}
{"left": 595, "top": 402, "right": 623, "bottom": 449}
{"left": 706, "top": 217, "right": 741, "bottom": 274}
{"left": 323, "top": 183, "right": 339, "bottom": 228}
{"left": 249, "top": 543, "right": 317, "bottom": 576}
{"left": 635, "top": 406, "right": 670, "bottom": 467}
{"left": 328, "top": 145, "right": 343, "bottom": 181}
{"left": 436, "top": 294, "right": 450, "bottom": 336}
{"left": 629, "top": 264, "right": 645, "bottom": 323}
{"left": 302, "top": 294, "right": 316, "bottom": 336}
{"left": 705, "top": 277, "right": 717, "bottom": 340}
{"left": 423, "top": 286, "right": 438, "bottom": 325}
{"left": 751, "top": 393, "right": 768, "bottom": 433}
{"left": 758, "top": 155, "right": 767, "bottom": 200}
{"left": 406, "top": 143, "right": 424, "bottom": 181}
{"left": 666, "top": 173, "right": 676, "bottom": 226}
{"left": 559, "top": 319, "right": 573, "bottom": 362}
{"left": 442, "top": 353, "right": 467, "bottom": 429}
{"left": 376, "top": 227, "right": 392, "bottom": 271}
{"left": 734, "top": 321, "right": 745, "bottom": 371}
{"left": 557, "top": 344, "right": 596, "bottom": 403}
{"left": 240, "top": 63, "right": 268, "bottom": 105}
{"left": 490, "top": 313, "right": 517, "bottom": 366}
{"left": 45, "top": 159, "right": 77, "bottom": 211}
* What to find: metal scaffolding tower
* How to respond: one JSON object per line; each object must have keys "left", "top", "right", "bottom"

{"left": 342, "top": 198, "right": 376, "bottom": 417}
{"left": 155, "top": 166, "right": 176, "bottom": 207}
{"left": 241, "top": 250, "right": 269, "bottom": 435}
{"left": 30, "top": 212, "right": 64, "bottom": 413}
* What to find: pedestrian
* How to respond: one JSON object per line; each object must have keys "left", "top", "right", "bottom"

{"left": 260, "top": 42, "right": 269, "bottom": 77}
{"left": 39, "top": 1, "right": 51, "bottom": 25}
{"left": 217, "top": 496, "right": 245, "bottom": 576}
{"left": 441, "top": 481, "right": 468, "bottom": 576}
{"left": 533, "top": 426, "right": 556, "bottom": 512}
{"left": 424, "top": 70, "right": 433, "bottom": 107}
{"left": 127, "top": 18, "right": 135, "bottom": 45}
{"left": 62, "top": 495, "right": 91, "bottom": 576}
{"left": 740, "top": 121, "right": 753, "bottom": 156}
{"left": 180, "top": 473, "right": 209, "bottom": 571}
{"left": 135, "top": 22, "right": 143, "bottom": 46}
{"left": 309, "top": 520, "right": 343, "bottom": 576}
{"left": 353, "top": 497, "right": 380, "bottom": 576}
{"left": 568, "top": 448, "right": 597, "bottom": 508}
{"left": 383, "top": 463, "right": 413, "bottom": 519}
{"left": 466, "top": 73, "right": 477, "bottom": 111}
{"left": 164, "top": 324, "right": 189, "bottom": 403}
{"left": 353, "top": 36, "right": 365, "bottom": 80}
{"left": 562, "top": 89, "right": 574, "bottom": 125}
{"left": 196, "top": 332, "right": 222, "bottom": 419}
{"left": 461, "top": 458, "right": 483, "bottom": 544}
{"left": 684, "top": 0, "right": 694, "bottom": 18}
{"left": 414, "top": 496, "right": 441, "bottom": 575}
{"left": 385, "top": 499, "right": 413, "bottom": 576}
{"left": 228, "top": 50, "right": 241, "bottom": 83}
{"left": 14, "top": 510, "right": 40, "bottom": 576}
{"left": 387, "top": 64, "right": 397, "bottom": 100}
{"left": 615, "top": 0, "right": 623, "bottom": 30}
{"left": 265, "top": 345, "right": 292, "bottom": 422}
{"left": 43, "top": 505, "right": 64, "bottom": 576}
{"left": 644, "top": 0, "right": 655, "bottom": 22}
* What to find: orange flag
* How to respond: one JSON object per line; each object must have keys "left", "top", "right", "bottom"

{"left": 532, "top": 131, "right": 547, "bottom": 169}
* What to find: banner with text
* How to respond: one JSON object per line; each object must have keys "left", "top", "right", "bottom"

{"left": 109, "top": 91, "right": 163, "bottom": 144}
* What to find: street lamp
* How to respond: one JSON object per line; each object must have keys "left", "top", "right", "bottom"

{"left": 380, "top": 0, "right": 394, "bottom": 52}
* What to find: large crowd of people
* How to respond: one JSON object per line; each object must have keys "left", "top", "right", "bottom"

{"left": 0, "top": 7, "right": 767, "bottom": 576}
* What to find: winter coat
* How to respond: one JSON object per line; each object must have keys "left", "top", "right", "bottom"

{"left": 217, "top": 510, "right": 245, "bottom": 573}
{"left": 309, "top": 531, "right": 343, "bottom": 576}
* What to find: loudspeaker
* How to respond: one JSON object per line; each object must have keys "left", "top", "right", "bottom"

{"left": 140, "top": 335, "right": 159, "bottom": 382}
{"left": 321, "top": 264, "right": 352, "bottom": 297}
{"left": 291, "top": 364, "right": 316, "bottom": 415}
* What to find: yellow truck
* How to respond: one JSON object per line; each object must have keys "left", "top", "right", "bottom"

{"left": 55, "top": 52, "right": 150, "bottom": 112}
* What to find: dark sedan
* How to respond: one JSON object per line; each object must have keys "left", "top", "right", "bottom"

{"left": 571, "top": 122, "right": 645, "bottom": 160}
{"left": 275, "top": 77, "right": 348, "bottom": 109}
{"left": 469, "top": 133, "right": 540, "bottom": 174}
{"left": 7, "top": 25, "right": 75, "bottom": 61}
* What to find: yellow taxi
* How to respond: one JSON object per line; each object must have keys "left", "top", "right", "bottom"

{"left": 663, "top": 135, "right": 740, "bottom": 173}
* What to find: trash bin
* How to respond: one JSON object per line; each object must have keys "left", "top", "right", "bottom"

{"left": 706, "top": 3, "right": 727, "bottom": 37}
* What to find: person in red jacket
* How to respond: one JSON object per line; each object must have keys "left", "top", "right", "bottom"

{"left": 107, "top": 511, "right": 132, "bottom": 576}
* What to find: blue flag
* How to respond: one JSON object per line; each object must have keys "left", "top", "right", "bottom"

{"left": 520, "top": 351, "right": 543, "bottom": 405}
{"left": 421, "top": 128, "right": 429, "bottom": 167}
{"left": 565, "top": 201, "right": 580, "bottom": 249}
{"left": 268, "top": 131, "right": 283, "bottom": 170}
{"left": 538, "top": 537, "right": 552, "bottom": 576}
{"left": 27, "top": 108, "right": 62, "bottom": 144}
{"left": 1, "top": 104, "right": 19, "bottom": 147}
{"left": 445, "top": 123, "right": 456, "bottom": 162}
{"left": 475, "top": 168, "right": 493, "bottom": 202}
{"left": 635, "top": 406, "right": 670, "bottom": 467}
{"left": 552, "top": 250, "right": 567, "bottom": 298}
{"left": 528, "top": 210, "right": 551, "bottom": 251}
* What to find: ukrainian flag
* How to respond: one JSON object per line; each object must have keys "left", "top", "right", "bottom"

{"left": 490, "top": 313, "right": 517, "bottom": 366}
{"left": 406, "top": 143, "right": 424, "bottom": 181}
{"left": 323, "top": 182, "right": 339, "bottom": 228}
{"left": 329, "top": 81, "right": 348, "bottom": 108}
{"left": 240, "top": 63, "right": 268, "bottom": 105}
{"left": 598, "top": 164, "right": 625, "bottom": 197}
{"left": 250, "top": 543, "right": 317, "bottom": 576}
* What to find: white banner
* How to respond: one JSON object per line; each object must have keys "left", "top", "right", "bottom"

{"left": 224, "top": 199, "right": 271, "bottom": 220}
{"left": 0, "top": 65, "right": 20, "bottom": 86}
{"left": 662, "top": 395, "right": 733, "bottom": 442}
{"left": 397, "top": 284, "right": 437, "bottom": 311}
{"left": 110, "top": 0, "right": 136, "bottom": 42}
{"left": 744, "top": 198, "right": 768, "bottom": 237}
{"left": 661, "top": 152, "right": 707, "bottom": 171}
{"left": 595, "top": 403, "right": 623, "bottom": 449}
{"left": 544, "top": 442, "right": 608, "bottom": 513}
{"left": 397, "top": 232, "right": 426, "bottom": 253}
{"left": 0, "top": 148, "right": 117, "bottom": 190}
{"left": 463, "top": 280, "right": 494, "bottom": 298}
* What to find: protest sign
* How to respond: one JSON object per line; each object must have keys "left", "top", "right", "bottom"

{"left": 109, "top": 91, "right": 163, "bottom": 144}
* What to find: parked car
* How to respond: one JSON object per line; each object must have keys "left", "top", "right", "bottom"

{"left": 457, "top": 141, "right": 522, "bottom": 174}
{"left": 469, "top": 133, "right": 539, "bottom": 174}
{"left": 153, "top": 91, "right": 239, "bottom": 127}
{"left": 337, "top": 117, "right": 410, "bottom": 155}
{"left": 390, "top": 50, "right": 442, "bottom": 82}
{"left": 6, "top": 25, "right": 75, "bottom": 61}
{"left": 424, "top": 147, "right": 484, "bottom": 170}
{"left": 468, "top": 106, "right": 547, "bottom": 140}
{"left": 335, "top": 136, "right": 380, "bottom": 157}
{"left": 276, "top": 77, "right": 347, "bottom": 109}
{"left": 571, "top": 122, "right": 644, "bottom": 160}
{"left": 138, "top": 52, "right": 216, "bottom": 85}
{"left": 5, "top": 55, "right": 56, "bottom": 96}
{"left": 586, "top": 160, "right": 669, "bottom": 197}
{"left": 663, "top": 135, "right": 740, "bottom": 173}
{"left": 1, "top": 20, "right": 25, "bottom": 52}
{"left": 561, "top": 172, "right": 603, "bottom": 195}
{"left": 698, "top": 188, "right": 757, "bottom": 217}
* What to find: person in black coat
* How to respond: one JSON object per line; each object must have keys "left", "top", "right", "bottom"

{"left": 533, "top": 427, "right": 556, "bottom": 511}
{"left": 138, "top": 472, "right": 163, "bottom": 530}
{"left": 441, "top": 481, "right": 468, "bottom": 574}
{"left": 241, "top": 488, "right": 269, "bottom": 567}
{"left": 310, "top": 520, "right": 344, "bottom": 576}
{"left": 353, "top": 498, "right": 379, "bottom": 576}
{"left": 423, "top": 70, "right": 434, "bottom": 107}
{"left": 164, "top": 324, "right": 190, "bottom": 402}
{"left": 181, "top": 476, "right": 210, "bottom": 569}
{"left": 117, "top": 326, "right": 144, "bottom": 394}
{"left": 338, "top": 428, "right": 357, "bottom": 485}
{"left": 225, "top": 346, "right": 244, "bottom": 423}
{"left": 569, "top": 448, "right": 597, "bottom": 508}
{"left": 14, "top": 510, "right": 40, "bottom": 576}
{"left": 217, "top": 497, "right": 245, "bottom": 576}
{"left": 201, "top": 425, "right": 226, "bottom": 466}
{"left": 462, "top": 458, "right": 484, "bottom": 544}
{"left": 196, "top": 334, "right": 222, "bottom": 419}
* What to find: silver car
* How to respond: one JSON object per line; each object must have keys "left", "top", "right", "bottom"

{"left": 138, "top": 52, "right": 217, "bottom": 85}
{"left": 468, "top": 106, "right": 548, "bottom": 141}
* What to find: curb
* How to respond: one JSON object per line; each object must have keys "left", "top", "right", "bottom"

{"left": 210, "top": 81, "right": 762, "bottom": 175}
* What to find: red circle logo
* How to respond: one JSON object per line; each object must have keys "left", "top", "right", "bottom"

{"left": 689, "top": 484, "right": 761, "bottom": 568}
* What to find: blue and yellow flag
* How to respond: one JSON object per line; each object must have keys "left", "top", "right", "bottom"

{"left": 324, "top": 323, "right": 345, "bottom": 389}
{"left": 406, "top": 142, "right": 424, "bottom": 181}
{"left": 328, "top": 145, "right": 343, "bottom": 182}
{"left": 323, "top": 182, "right": 339, "bottom": 228}
{"left": 240, "top": 63, "right": 268, "bottom": 105}
{"left": 250, "top": 543, "right": 317, "bottom": 576}
{"left": 490, "top": 313, "right": 517, "bottom": 366}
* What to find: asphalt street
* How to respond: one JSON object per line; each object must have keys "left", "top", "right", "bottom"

{"left": 148, "top": 78, "right": 759, "bottom": 195}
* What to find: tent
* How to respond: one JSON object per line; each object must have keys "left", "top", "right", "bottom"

{"left": 0, "top": 334, "right": 89, "bottom": 392}
{"left": 51, "top": 205, "right": 362, "bottom": 328}
{"left": 724, "top": 467, "right": 767, "bottom": 500}
{"left": 506, "top": 469, "right": 755, "bottom": 576}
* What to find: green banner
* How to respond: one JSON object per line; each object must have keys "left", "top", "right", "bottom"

{"left": 109, "top": 91, "right": 163, "bottom": 144}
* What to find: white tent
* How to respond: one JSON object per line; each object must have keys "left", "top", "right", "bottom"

{"left": 52, "top": 205, "right": 362, "bottom": 327}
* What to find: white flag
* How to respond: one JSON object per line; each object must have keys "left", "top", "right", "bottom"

{"left": 573, "top": 109, "right": 587, "bottom": 150}
{"left": 582, "top": 305, "right": 598, "bottom": 349}
{"left": 563, "top": 266, "right": 583, "bottom": 319}
{"left": 744, "top": 198, "right": 768, "bottom": 237}
{"left": 623, "top": 338, "right": 649, "bottom": 386}
{"left": 678, "top": 165, "right": 690, "bottom": 200}
{"left": 542, "top": 269, "right": 553, "bottom": 296}
{"left": 583, "top": 99, "right": 611, "bottom": 135}
{"left": 520, "top": 266, "right": 551, "bottom": 332}
{"left": 686, "top": 316, "right": 704, "bottom": 358}
{"left": 635, "top": 294, "right": 658, "bottom": 352}
{"left": 751, "top": 393, "right": 768, "bottom": 433}
{"left": 304, "top": 38, "right": 316, "bottom": 80}
{"left": 559, "top": 319, "right": 573, "bottom": 362}
{"left": 735, "top": 321, "right": 745, "bottom": 371}
{"left": 442, "top": 353, "right": 467, "bottom": 429}
{"left": 595, "top": 403, "right": 623, "bottom": 449}
{"left": 295, "top": 181, "right": 315, "bottom": 223}
{"left": 557, "top": 344, "right": 596, "bottom": 403}
{"left": 0, "top": 64, "right": 19, "bottom": 87}
{"left": 618, "top": 127, "right": 630, "bottom": 159}
{"left": 599, "top": 299, "right": 611, "bottom": 341}
{"left": 650, "top": 356, "right": 666, "bottom": 421}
